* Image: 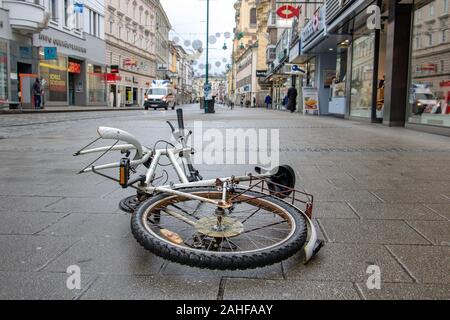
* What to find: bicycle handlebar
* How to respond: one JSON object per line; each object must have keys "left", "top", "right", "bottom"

{"left": 177, "top": 109, "right": 184, "bottom": 130}
{"left": 166, "top": 121, "right": 175, "bottom": 133}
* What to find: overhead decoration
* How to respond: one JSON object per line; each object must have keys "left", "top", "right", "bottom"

{"left": 215, "top": 61, "right": 221, "bottom": 67}
{"left": 172, "top": 36, "right": 180, "bottom": 44}
{"left": 192, "top": 40, "right": 203, "bottom": 50}
{"left": 184, "top": 40, "right": 191, "bottom": 47}
{"left": 215, "top": 33, "right": 221, "bottom": 38}
{"left": 224, "top": 32, "right": 231, "bottom": 39}
{"left": 208, "top": 35, "right": 217, "bottom": 44}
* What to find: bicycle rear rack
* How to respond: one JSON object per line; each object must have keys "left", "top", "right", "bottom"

{"left": 230, "top": 175, "right": 314, "bottom": 219}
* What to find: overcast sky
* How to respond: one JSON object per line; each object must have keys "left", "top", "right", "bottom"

{"left": 160, "top": 0, "right": 235, "bottom": 76}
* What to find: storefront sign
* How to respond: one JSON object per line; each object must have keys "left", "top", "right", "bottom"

{"left": 157, "top": 63, "right": 169, "bottom": 71}
{"left": 302, "top": 88, "right": 319, "bottom": 114}
{"left": 440, "top": 80, "right": 450, "bottom": 87}
{"left": 256, "top": 70, "right": 267, "bottom": 77}
{"left": 285, "top": 64, "right": 306, "bottom": 75}
{"left": 106, "top": 74, "right": 121, "bottom": 83}
{"left": 301, "top": 6, "right": 325, "bottom": 47}
{"left": 44, "top": 47, "right": 57, "bottom": 60}
{"left": 123, "top": 58, "right": 138, "bottom": 68}
{"left": 10, "top": 73, "right": 18, "bottom": 80}
{"left": 38, "top": 34, "right": 86, "bottom": 54}
{"left": 110, "top": 65, "right": 119, "bottom": 73}
{"left": 68, "top": 62, "right": 81, "bottom": 74}
{"left": 276, "top": 5, "right": 301, "bottom": 19}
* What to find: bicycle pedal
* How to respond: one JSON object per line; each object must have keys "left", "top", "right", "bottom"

{"left": 160, "top": 229, "right": 183, "bottom": 245}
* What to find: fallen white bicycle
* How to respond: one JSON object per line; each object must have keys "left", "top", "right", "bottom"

{"left": 74, "top": 109, "right": 323, "bottom": 270}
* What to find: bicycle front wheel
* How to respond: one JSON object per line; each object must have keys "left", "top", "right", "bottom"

{"left": 131, "top": 187, "right": 308, "bottom": 270}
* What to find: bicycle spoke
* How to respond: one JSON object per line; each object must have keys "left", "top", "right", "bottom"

{"left": 242, "top": 221, "right": 288, "bottom": 235}
{"left": 241, "top": 208, "right": 262, "bottom": 223}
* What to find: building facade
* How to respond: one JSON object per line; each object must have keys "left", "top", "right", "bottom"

{"left": 1, "top": 0, "right": 107, "bottom": 108}
{"left": 256, "top": 0, "right": 450, "bottom": 136}
{"left": 155, "top": 1, "right": 170, "bottom": 80}
{"left": 105, "top": 0, "right": 157, "bottom": 107}
{"left": 168, "top": 42, "right": 194, "bottom": 104}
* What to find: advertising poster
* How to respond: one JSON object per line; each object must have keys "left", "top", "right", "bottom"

{"left": 302, "top": 88, "right": 319, "bottom": 115}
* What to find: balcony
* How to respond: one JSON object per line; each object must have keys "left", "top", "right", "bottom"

{"left": 3, "top": 0, "right": 49, "bottom": 34}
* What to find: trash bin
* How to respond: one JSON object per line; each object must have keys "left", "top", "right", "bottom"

{"left": 200, "top": 97, "right": 215, "bottom": 113}
{"left": 205, "top": 96, "right": 215, "bottom": 113}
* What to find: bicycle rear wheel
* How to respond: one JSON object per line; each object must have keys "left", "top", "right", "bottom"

{"left": 131, "top": 187, "right": 308, "bottom": 270}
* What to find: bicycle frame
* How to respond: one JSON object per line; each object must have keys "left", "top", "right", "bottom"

{"left": 75, "top": 120, "right": 322, "bottom": 263}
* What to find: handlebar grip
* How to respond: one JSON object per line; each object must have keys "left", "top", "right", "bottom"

{"left": 176, "top": 109, "right": 185, "bottom": 130}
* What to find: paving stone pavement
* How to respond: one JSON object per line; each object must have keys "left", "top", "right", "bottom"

{"left": 0, "top": 104, "right": 449, "bottom": 300}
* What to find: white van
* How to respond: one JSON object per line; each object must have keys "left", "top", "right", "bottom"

{"left": 411, "top": 85, "right": 439, "bottom": 115}
{"left": 144, "top": 80, "right": 177, "bottom": 110}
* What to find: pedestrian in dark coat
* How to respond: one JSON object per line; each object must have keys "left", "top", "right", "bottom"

{"left": 264, "top": 94, "right": 272, "bottom": 109}
{"left": 287, "top": 86, "right": 298, "bottom": 113}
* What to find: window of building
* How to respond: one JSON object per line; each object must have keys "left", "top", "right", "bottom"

{"left": 250, "top": 8, "right": 257, "bottom": 27}
{"left": 430, "top": 3, "right": 434, "bottom": 17}
{"left": 427, "top": 34, "right": 433, "bottom": 46}
{"left": 445, "top": 0, "right": 449, "bottom": 12}
{"left": 64, "top": 0, "right": 70, "bottom": 27}
{"left": 49, "top": 0, "right": 57, "bottom": 21}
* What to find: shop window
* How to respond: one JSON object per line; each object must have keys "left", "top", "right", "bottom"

{"left": 408, "top": 1, "right": 450, "bottom": 127}
{"left": 88, "top": 64, "right": 107, "bottom": 103}
{"left": 39, "top": 56, "right": 68, "bottom": 102}
{"left": 350, "top": 26, "right": 375, "bottom": 118}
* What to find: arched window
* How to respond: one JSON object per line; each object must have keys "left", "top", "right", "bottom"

{"left": 250, "top": 8, "right": 257, "bottom": 27}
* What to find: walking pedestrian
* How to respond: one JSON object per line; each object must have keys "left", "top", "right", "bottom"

{"left": 287, "top": 86, "right": 298, "bottom": 113}
{"left": 253, "top": 97, "right": 256, "bottom": 108}
{"left": 109, "top": 90, "right": 115, "bottom": 108}
{"left": 32, "top": 78, "right": 42, "bottom": 110}
{"left": 265, "top": 94, "right": 272, "bottom": 109}
{"left": 116, "top": 90, "right": 122, "bottom": 108}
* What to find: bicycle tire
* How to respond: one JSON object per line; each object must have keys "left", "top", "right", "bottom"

{"left": 131, "top": 187, "right": 308, "bottom": 270}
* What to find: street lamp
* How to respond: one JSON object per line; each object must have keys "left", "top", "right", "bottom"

{"left": 205, "top": 0, "right": 210, "bottom": 113}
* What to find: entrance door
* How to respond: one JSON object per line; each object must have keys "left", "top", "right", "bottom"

{"left": 17, "top": 62, "right": 32, "bottom": 106}
{"left": 68, "top": 72, "right": 75, "bottom": 105}
{"left": 133, "top": 88, "right": 138, "bottom": 106}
